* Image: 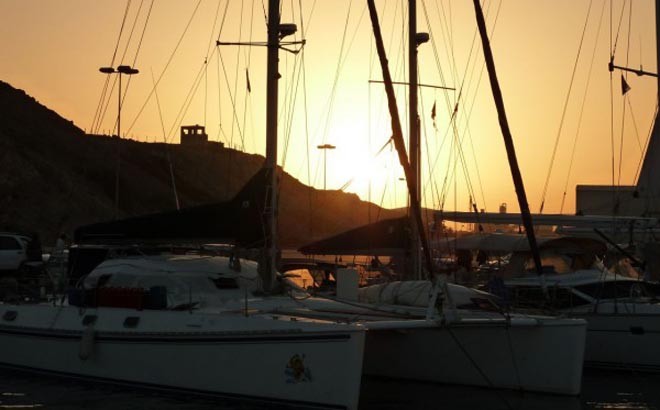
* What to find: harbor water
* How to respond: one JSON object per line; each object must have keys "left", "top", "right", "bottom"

{"left": 0, "top": 368, "right": 657, "bottom": 409}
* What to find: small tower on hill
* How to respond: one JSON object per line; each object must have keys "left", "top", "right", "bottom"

{"left": 180, "top": 124, "right": 208, "bottom": 145}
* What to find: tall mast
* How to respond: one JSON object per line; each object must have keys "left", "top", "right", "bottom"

{"left": 367, "top": 0, "right": 433, "bottom": 277}
{"left": 408, "top": 0, "right": 421, "bottom": 280}
{"left": 472, "top": 0, "right": 544, "bottom": 276}
{"left": 262, "top": 0, "right": 280, "bottom": 293}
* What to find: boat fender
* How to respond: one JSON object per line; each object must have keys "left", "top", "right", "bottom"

{"left": 79, "top": 326, "right": 95, "bottom": 361}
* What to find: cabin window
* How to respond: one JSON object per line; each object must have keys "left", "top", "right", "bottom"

{"left": 123, "top": 316, "right": 140, "bottom": 328}
{"left": 524, "top": 255, "right": 572, "bottom": 274}
{"left": 575, "top": 281, "right": 657, "bottom": 300}
{"left": 0, "top": 237, "right": 21, "bottom": 250}
{"left": 212, "top": 277, "right": 239, "bottom": 289}
{"left": 550, "top": 287, "right": 591, "bottom": 310}
{"left": 82, "top": 315, "right": 97, "bottom": 326}
{"left": 456, "top": 297, "right": 501, "bottom": 312}
{"left": 2, "top": 311, "right": 17, "bottom": 321}
{"left": 508, "top": 286, "right": 590, "bottom": 310}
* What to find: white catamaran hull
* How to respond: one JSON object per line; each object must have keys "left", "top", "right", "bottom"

{"left": 0, "top": 305, "right": 365, "bottom": 409}
{"left": 572, "top": 302, "right": 660, "bottom": 372}
{"left": 363, "top": 317, "right": 586, "bottom": 395}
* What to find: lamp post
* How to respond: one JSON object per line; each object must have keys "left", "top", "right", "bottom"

{"left": 99, "top": 65, "right": 139, "bottom": 138}
{"left": 317, "top": 144, "right": 336, "bottom": 190}
{"left": 99, "top": 65, "right": 138, "bottom": 219}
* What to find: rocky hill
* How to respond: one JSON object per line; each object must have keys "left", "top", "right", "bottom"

{"left": 0, "top": 80, "right": 403, "bottom": 247}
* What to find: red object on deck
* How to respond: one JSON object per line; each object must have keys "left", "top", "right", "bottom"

{"left": 96, "top": 287, "right": 145, "bottom": 310}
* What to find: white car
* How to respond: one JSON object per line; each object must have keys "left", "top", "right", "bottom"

{"left": 0, "top": 233, "right": 32, "bottom": 272}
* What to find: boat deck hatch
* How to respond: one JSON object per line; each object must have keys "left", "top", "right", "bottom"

{"left": 2, "top": 311, "right": 17, "bottom": 322}
{"left": 123, "top": 316, "right": 140, "bottom": 328}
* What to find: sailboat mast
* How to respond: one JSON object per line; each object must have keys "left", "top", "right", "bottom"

{"left": 367, "top": 0, "right": 433, "bottom": 277}
{"left": 408, "top": 0, "right": 422, "bottom": 281}
{"left": 656, "top": 0, "right": 660, "bottom": 104}
{"left": 472, "top": 0, "right": 544, "bottom": 276}
{"left": 263, "top": 0, "right": 280, "bottom": 293}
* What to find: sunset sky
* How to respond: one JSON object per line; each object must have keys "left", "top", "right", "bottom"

{"left": 1, "top": 0, "right": 657, "bottom": 214}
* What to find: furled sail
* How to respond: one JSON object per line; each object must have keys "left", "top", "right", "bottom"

{"left": 74, "top": 168, "right": 270, "bottom": 247}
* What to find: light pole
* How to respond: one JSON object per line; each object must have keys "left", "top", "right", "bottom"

{"left": 99, "top": 65, "right": 139, "bottom": 138}
{"left": 99, "top": 65, "right": 138, "bottom": 219}
{"left": 317, "top": 144, "right": 336, "bottom": 190}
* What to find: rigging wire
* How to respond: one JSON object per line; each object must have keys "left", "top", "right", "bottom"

{"left": 229, "top": 0, "right": 247, "bottom": 151}
{"left": 367, "top": 0, "right": 397, "bottom": 161}
{"left": 421, "top": 2, "right": 467, "bottom": 199}
{"left": 215, "top": 1, "right": 231, "bottom": 146}
{"left": 151, "top": 68, "right": 180, "bottom": 210}
{"left": 617, "top": 1, "right": 633, "bottom": 188}
{"left": 165, "top": 61, "right": 209, "bottom": 142}
{"left": 607, "top": 0, "right": 629, "bottom": 215}
{"left": 203, "top": 1, "right": 223, "bottom": 128}
{"left": 165, "top": 2, "right": 228, "bottom": 144}
{"left": 130, "top": 1, "right": 154, "bottom": 69}
{"left": 125, "top": 0, "right": 203, "bottom": 136}
{"left": 363, "top": 2, "right": 398, "bottom": 202}
{"left": 611, "top": 0, "right": 629, "bottom": 62}
{"left": 433, "top": 0, "right": 461, "bottom": 108}
{"left": 437, "top": 0, "right": 458, "bottom": 103}
{"left": 91, "top": 0, "right": 132, "bottom": 133}
{"left": 633, "top": 103, "right": 659, "bottom": 184}
{"left": 167, "top": 2, "right": 233, "bottom": 145}
{"left": 626, "top": 96, "right": 647, "bottom": 157}
{"left": 317, "top": 2, "right": 353, "bottom": 146}
{"left": 217, "top": 47, "right": 247, "bottom": 149}
{"left": 559, "top": 1, "right": 607, "bottom": 213}
{"left": 281, "top": 0, "right": 301, "bottom": 168}
{"left": 538, "top": 0, "right": 593, "bottom": 214}
{"left": 118, "top": 0, "right": 145, "bottom": 64}
{"left": 241, "top": 0, "right": 256, "bottom": 154}
{"left": 281, "top": 37, "right": 305, "bottom": 169}
{"left": 114, "top": 0, "right": 156, "bottom": 136}
{"left": 215, "top": 51, "right": 229, "bottom": 144}
{"left": 368, "top": 10, "right": 374, "bottom": 225}
{"left": 422, "top": 0, "right": 500, "bottom": 215}
{"left": 399, "top": 0, "right": 409, "bottom": 136}
{"left": 310, "top": 2, "right": 367, "bottom": 187}
{"left": 449, "top": 0, "right": 502, "bottom": 215}
{"left": 299, "top": 0, "right": 317, "bottom": 240}
{"left": 102, "top": 0, "right": 147, "bottom": 135}
{"left": 260, "top": 0, "right": 268, "bottom": 27}
{"left": 421, "top": 0, "right": 455, "bottom": 208}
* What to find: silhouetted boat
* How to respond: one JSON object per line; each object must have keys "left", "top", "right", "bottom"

{"left": 290, "top": 0, "right": 588, "bottom": 396}
{"left": 0, "top": 2, "right": 367, "bottom": 409}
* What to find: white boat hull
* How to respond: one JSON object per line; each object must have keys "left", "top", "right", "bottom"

{"left": 362, "top": 317, "right": 586, "bottom": 395}
{"left": 0, "top": 305, "right": 365, "bottom": 409}
{"left": 505, "top": 269, "right": 660, "bottom": 373}
{"left": 572, "top": 303, "right": 660, "bottom": 371}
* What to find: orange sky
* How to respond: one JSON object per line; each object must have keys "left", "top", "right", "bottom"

{"left": 1, "top": 1, "right": 657, "bottom": 214}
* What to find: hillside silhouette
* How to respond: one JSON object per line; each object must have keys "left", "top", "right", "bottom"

{"left": 0, "top": 80, "right": 404, "bottom": 247}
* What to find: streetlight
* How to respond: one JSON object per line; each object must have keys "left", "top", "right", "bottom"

{"left": 317, "top": 143, "right": 336, "bottom": 190}
{"left": 99, "top": 65, "right": 138, "bottom": 220}
{"left": 99, "top": 65, "right": 139, "bottom": 138}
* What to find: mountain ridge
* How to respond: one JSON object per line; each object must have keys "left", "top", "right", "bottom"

{"left": 0, "top": 80, "right": 404, "bottom": 247}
